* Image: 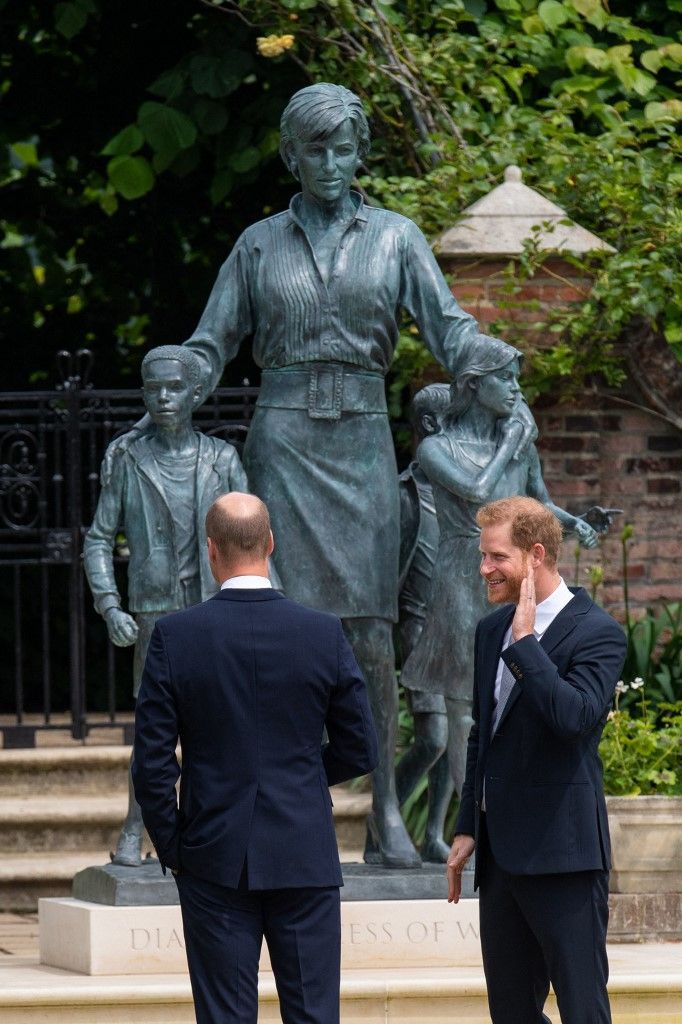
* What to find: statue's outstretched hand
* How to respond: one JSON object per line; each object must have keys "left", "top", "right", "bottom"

{"left": 578, "top": 506, "right": 623, "bottom": 535}
{"left": 104, "top": 607, "right": 139, "bottom": 647}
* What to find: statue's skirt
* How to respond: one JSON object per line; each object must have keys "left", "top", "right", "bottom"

{"left": 401, "top": 534, "right": 486, "bottom": 701}
{"left": 243, "top": 366, "right": 399, "bottom": 621}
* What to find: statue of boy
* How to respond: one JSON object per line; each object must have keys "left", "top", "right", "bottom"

{"left": 84, "top": 345, "right": 249, "bottom": 866}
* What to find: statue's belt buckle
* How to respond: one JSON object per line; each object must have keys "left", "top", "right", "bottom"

{"left": 307, "top": 365, "right": 344, "bottom": 420}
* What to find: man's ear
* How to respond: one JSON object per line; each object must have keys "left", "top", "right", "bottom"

{"left": 267, "top": 530, "right": 275, "bottom": 558}
{"left": 207, "top": 536, "right": 217, "bottom": 563}
{"left": 531, "top": 542, "right": 546, "bottom": 567}
{"left": 192, "top": 384, "right": 202, "bottom": 408}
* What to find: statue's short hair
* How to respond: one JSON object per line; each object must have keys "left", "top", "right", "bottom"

{"left": 141, "top": 345, "right": 201, "bottom": 388}
{"left": 205, "top": 494, "right": 272, "bottom": 562}
{"left": 411, "top": 384, "right": 451, "bottom": 437}
{"left": 476, "top": 497, "right": 563, "bottom": 567}
{"left": 279, "top": 83, "right": 370, "bottom": 177}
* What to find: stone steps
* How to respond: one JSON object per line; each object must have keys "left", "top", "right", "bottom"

{"left": 0, "top": 746, "right": 131, "bottom": 796}
{"left": 0, "top": 944, "right": 680, "bottom": 1023}
{"left": 0, "top": 745, "right": 371, "bottom": 910}
{"left": 0, "top": 796, "right": 135, "bottom": 854}
{"left": 0, "top": 791, "right": 369, "bottom": 855}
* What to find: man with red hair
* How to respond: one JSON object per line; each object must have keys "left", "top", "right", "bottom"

{"left": 447, "top": 496, "right": 626, "bottom": 1024}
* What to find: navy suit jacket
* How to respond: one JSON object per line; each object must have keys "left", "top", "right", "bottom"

{"left": 132, "top": 588, "right": 378, "bottom": 889}
{"left": 454, "top": 587, "right": 626, "bottom": 887}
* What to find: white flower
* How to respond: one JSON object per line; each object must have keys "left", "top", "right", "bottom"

{"left": 630, "top": 677, "right": 645, "bottom": 690}
{"left": 615, "top": 681, "right": 629, "bottom": 694}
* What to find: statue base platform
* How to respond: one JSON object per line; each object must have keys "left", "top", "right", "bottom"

{"left": 342, "top": 861, "right": 475, "bottom": 901}
{"left": 70, "top": 860, "right": 475, "bottom": 907}
{"left": 39, "top": 893, "right": 482, "bottom": 975}
{"left": 72, "top": 859, "right": 177, "bottom": 907}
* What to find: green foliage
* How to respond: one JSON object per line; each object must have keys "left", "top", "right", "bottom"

{"left": 616, "top": 522, "right": 682, "bottom": 713}
{"left": 0, "top": 1, "right": 304, "bottom": 386}
{"left": 2, "top": 0, "right": 680, "bottom": 391}
{"left": 226, "top": 0, "right": 681, "bottom": 401}
{"left": 575, "top": 522, "right": 682, "bottom": 715}
{"left": 600, "top": 696, "right": 682, "bottom": 796}
{"left": 619, "top": 602, "right": 682, "bottom": 712}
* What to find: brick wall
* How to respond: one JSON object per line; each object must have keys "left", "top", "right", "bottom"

{"left": 534, "top": 402, "right": 682, "bottom": 620}
{"left": 440, "top": 255, "right": 682, "bottom": 620}
{"left": 444, "top": 256, "right": 592, "bottom": 334}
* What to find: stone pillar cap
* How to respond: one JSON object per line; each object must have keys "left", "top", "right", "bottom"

{"left": 434, "top": 165, "right": 615, "bottom": 257}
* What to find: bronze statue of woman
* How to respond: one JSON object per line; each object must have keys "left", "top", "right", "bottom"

{"left": 112, "top": 83, "right": 535, "bottom": 868}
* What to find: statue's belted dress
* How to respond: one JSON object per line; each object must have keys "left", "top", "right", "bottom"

{"left": 186, "top": 193, "right": 477, "bottom": 620}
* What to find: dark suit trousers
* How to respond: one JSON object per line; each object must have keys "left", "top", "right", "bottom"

{"left": 478, "top": 819, "right": 611, "bottom": 1024}
{"left": 176, "top": 871, "right": 341, "bottom": 1024}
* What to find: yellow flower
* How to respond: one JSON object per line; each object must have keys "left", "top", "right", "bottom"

{"left": 256, "top": 34, "right": 295, "bottom": 58}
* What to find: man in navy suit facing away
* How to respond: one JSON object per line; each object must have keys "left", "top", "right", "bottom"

{"left": 132, "top": 492, "right": 378, "bottom": 1024}
{"left": 446, "top": 496, "right": 626, "bottom": 1024}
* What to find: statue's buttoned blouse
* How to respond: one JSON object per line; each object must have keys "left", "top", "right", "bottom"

{"left": 186, "top": 192, "right": 477, "bottom": 391}
{"left": 183, "top": 193, "right": 478, "bottom": 620}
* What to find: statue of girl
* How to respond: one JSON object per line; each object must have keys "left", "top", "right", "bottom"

{"left": 400, "top": 334, "right": 598, "bottom": 797}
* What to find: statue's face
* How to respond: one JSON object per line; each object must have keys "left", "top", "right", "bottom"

{"left": 475, "top": 358, "right": 521, "bottom": 418}
{"left": 142, "top": 359, "right": 197, "bottom": 428}
{"left": 292, "top": 119, "right": 360, "bottom": 205}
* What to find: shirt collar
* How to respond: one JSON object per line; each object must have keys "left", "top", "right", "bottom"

{"left": 287, "top": 190, "right": 369, "bottom": 230}
{"left": 533, "top": 577, "right": 574, "bottom": 638}
{"left": 221, "top": 575, "right": 272, "bottom": 590}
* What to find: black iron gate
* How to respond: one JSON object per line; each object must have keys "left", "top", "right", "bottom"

{"left": 0, "top": 350, "right": 258, "bottom": 747}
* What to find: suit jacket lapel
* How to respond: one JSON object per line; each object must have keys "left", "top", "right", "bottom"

{"left": 480, "top": 607, "right": 514, "bottom": 737}
{"left": 539, "top": 588, "right": 589, "bottom": 655}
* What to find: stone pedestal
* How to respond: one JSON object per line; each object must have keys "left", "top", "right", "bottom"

{"left": 72, "top": 860, "right": 177, "bottom": 906}
{"left": 69, "top": 860, "right": 474, "bottom": 907}
{"left": 39, "top": 896, "right": 482, "bottom": 976}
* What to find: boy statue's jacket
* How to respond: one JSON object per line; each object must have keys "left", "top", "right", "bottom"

{"left": 83, "top": 433, "right": 247, "bottom": 614}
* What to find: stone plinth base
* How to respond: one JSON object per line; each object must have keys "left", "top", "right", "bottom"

{"left": 341, "top": 861, "right": 474, "bottom": 901}
{"left": 39, "top": 896, "right": 482, "bottom": 976}
{"left": 72, "top": 861, "right": 176, "bottom": 907}
{"left": 69, "top": 860, "right": 469, "bottom": 907}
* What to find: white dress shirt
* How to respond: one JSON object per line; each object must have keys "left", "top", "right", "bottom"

{"left": 221, "top": 575, "right": 272, "bottom": 590}
{"left": 493, "top": 577, "right": 574, "bottom": 707}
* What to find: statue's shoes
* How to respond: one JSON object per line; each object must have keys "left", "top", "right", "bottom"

{"left": 110, "top": 827, "right": 143, "bottom": 867}
{"left": 366, "top": 812, "right": 421, "bottom": 869}
{"left": 420, "top": 836, "right": 450, "bottom": 864}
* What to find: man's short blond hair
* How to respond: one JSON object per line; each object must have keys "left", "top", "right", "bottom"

{"left": 205, "top": 495, "right": 271, "bottom": 562}
{"left": 476, "top": 497, "right": 562, "bottom": 567}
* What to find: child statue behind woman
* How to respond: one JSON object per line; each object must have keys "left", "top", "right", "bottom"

{"left": 400, "top": 334, "right": 600, "bottom": 800}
